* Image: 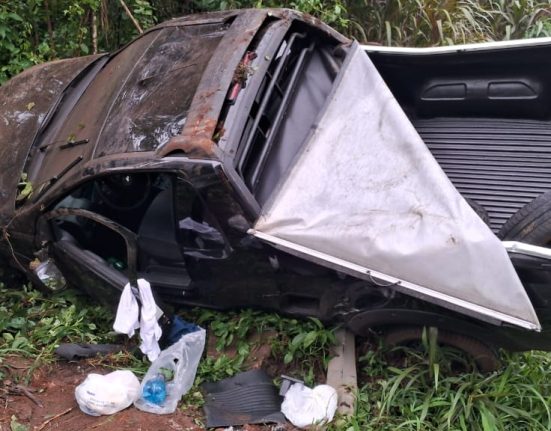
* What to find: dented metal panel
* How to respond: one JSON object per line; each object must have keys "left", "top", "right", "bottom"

{"left": 252, "top": 43, "right": 541, "bottom": 330}
{"left": 0, "top": 55, "right": 101, "bottom": 222}
{"left": 159, "top": 10, "right": 269, "bottom": 159}
{"left": 99, "top": 24, "right": 227, "bottom": 155}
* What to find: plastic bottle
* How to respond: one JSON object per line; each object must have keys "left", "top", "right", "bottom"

{"left": 134, "top": 328, "right": 206, "bottom": 414}
{"left": 142, "top": 374, "right": 167, "bottom": 405}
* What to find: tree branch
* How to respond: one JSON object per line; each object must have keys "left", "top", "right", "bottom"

{"left": 118, "top": 0, "right": 143, "bottom": 34}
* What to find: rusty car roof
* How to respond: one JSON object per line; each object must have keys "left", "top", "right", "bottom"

{"left": 17, "top": 9, "right": 347, "bottom": 204}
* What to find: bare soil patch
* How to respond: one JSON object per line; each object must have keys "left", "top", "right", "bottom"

{"left": 0, "top": 356, "right": 289, "bottom": 431}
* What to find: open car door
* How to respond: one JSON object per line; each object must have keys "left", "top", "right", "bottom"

{"left": 249, "top": 42, "right": 541, "bottom": 331}
{"left": 43, "top": 208, "right": 138, "bottom": 306}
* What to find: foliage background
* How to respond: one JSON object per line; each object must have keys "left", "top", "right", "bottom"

{"left": 1, "top": 0, "right": 551, "bottom": 83}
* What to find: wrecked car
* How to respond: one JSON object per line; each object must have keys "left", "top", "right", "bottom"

{"left": 3, "top": 8, "right": 551, "bottom": 371}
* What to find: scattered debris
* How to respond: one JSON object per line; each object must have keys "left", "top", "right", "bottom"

{"left": 202, "top": 369, "right": 285, "bottom": 428}
{"left": 54, "top": 343, "right": 125, "bottom": 361}
{"left": 75, "top": 370, "right": 140, "bottom": 416}
{"left": 35, "top": 407, "right": 73, "bottom": 431}
{"left": 113, "top": 279, "right": 162, "bottom": 362}
{"left": 281, "top": 383, "right": 337, "bottom": 429}
{"left": 135, "top": 328, "right": 206, "bottom": 414}
{"left": 11, "top": 385, "right": 42, "bottom": 408}
{"left": 326, "top": 328, "right": 357, "bottom": 416}
{"left": 1, "top": 381, "right": 43, "bottom": 408}
{"left": 279, "top": 375, "right": 304, "bottom": 396}
{"left": 32, "top": 259, "right": 66, "bottom": 292}
{"left": 141, "top": 373, "right": 167, "bottom": 405}
{"left": 113, "top": 278, "right": 162, "bottom": 362}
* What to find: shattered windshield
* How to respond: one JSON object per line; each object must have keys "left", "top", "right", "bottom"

{"left": 100, "top": 25, "right": 225, "bottom": 153}
{"left": 37, "top": 22, "right": 226, "bottom": 171}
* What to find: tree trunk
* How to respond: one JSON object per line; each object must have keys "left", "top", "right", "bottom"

{"left": 91, "top": 12, "right": 98, "bottom": 54}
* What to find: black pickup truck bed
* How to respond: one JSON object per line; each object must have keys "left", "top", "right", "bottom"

{"left": 369, "top": 44, "right": 551, "bottom": 236}
{"left": 416, "top": 117, "right": 551, "bottom": 232}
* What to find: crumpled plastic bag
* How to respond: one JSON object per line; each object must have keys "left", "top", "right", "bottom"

{"left": 113, "top": 279, "right": 162, "bottom": 361}
{"left": 281, "top": 383, "right": 338, "bottom": 429}
{"left": 134, "top": 328, "right": 206, "bottom": 414}
{"left": 75, "top": 370, "right": 141, "bottom": 416}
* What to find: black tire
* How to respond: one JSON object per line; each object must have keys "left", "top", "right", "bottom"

{"left": 466, "top": 198, "right": 491, "bottom": 227}
{"left": 383, "top": 327, "right": 500, "bottom": 373}
{"left": 498, "top": 190, "right": 551, "bottom": 245}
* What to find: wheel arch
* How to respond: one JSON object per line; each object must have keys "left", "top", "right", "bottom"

{"left": 346, "top": 308, "right": 524, "bottom": 351}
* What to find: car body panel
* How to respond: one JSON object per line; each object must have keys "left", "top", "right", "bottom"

{"left": 0, "top": 55, "right": 102, "bottom": 223}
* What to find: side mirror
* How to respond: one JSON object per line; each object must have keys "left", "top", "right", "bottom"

{"left": 30, "top": 258, "right": 67, "bottom": 292}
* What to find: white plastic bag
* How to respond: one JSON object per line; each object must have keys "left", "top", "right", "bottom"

{"left": 134, "top": 328, "right": 206, "bottom": 414}
{"left": 75, "top": 370, "right": 141, "bottom": 416}
{"left": 281, "top": 383, "right": 338, "bottom": 429}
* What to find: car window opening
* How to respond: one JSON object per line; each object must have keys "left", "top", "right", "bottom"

{"left": 51, "top": 173, "right": 228, "bottom": 296}
{"left": 234, "top": 25, "right": 343, "bottom": 206}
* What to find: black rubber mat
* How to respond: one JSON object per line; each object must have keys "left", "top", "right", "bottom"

{"left": 55, "top": 343, "right": 124, "bottom": 360}
{"left": 202, "top": 369, "right": 285, "bottom": 428}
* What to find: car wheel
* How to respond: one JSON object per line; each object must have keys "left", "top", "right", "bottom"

{"left": 466, "top": 198, "right": 491, "bottom": 226}
{"left": 499, "top": 190, "right": 551, "bottom": 244}
{"left": 383, "top": 326, "right": 500, "bottom": 373}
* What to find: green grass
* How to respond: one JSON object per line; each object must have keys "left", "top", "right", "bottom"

{"left": 187, "top": 307, "right": 336, "bottom": 386}
{"left": 347, "top": 0, "right": 551, "bottom": 45}
{"left": 3, "top": 284, "right": 551, "bottom": 429}
{"left": 0, "top": 284, "right": 114, "bottom": 364}
{"left": 331, "top": 338, "right": 551, "bottom": 431}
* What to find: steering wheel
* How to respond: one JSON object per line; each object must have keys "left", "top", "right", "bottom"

{"left": 95, "top": 173, "right": 152, "bottom": 211}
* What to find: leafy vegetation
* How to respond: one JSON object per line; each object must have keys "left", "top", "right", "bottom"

{"left": 348, "top": 0, "right": 551, "bottom": 46}
{"left": 0, "top": 283, "right": 115, "bottom": 381}
{"left": 333, "top": 343, "right": 551, "bottom": 430}
{"left": 1, "top": 0, "right": 551, "bottom": 83}
{"left": 3, "top": 284, "right": 551, "bottom": 429}
{"left": 191, "top": 308, "right": 335, "bottom": 386}
{"left": 0, "top": 282, "right": 334, "bottom": 383}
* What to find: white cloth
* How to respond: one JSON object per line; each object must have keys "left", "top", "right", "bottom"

{"left": 113, "top": 283, "right": 139, "bottom": 337}
{"left": 253, "top": 42, "right": 540, "bottom": 330}
{"left": 281, "top": 383, "right": 337, "bottom": 429}
{"left": 113, "top": 279, "right": 162, "bottom": 361}
{"left": 137, "top": 279, "right": 162, "bottom": 361}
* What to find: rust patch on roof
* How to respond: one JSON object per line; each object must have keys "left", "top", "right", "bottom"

{"left": 158, "top": 10, "right": 268, "bottom": 159}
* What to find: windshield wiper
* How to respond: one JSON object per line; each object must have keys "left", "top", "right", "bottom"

{"left": 33, "top": 155, "right": 83, "bottom": 202}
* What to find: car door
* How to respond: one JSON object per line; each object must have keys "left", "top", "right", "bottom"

{"left": 43, "top": 208, "right": 138, "bottom": 307}
{"left": 39, "top": 171, "right": 163, "bottom": 307}
{"left": 138, "top": 174, "right": 284, "bottom": 310}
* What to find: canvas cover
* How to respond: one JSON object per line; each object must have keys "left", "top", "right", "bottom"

{"left": 251, "top": 43, "right": 540, "bottom": 330}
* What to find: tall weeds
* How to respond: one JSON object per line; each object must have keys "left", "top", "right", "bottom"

{"left": 335, "top": 340, "right": 551, "bottom": 431}
{"left": 348, "top": 0, "right": 551, "bottom": 45}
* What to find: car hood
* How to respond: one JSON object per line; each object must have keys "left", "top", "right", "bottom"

{"left": 0, "top": 55, "right": 101, "bottom": 223}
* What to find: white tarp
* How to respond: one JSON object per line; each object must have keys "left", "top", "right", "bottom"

{"left": 251, "top": 42, "right": 540, "bottom": 330}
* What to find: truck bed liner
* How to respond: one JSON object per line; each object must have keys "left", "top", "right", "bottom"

{"left": 414, "top": 117, "right": 551, "bottom": 233}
